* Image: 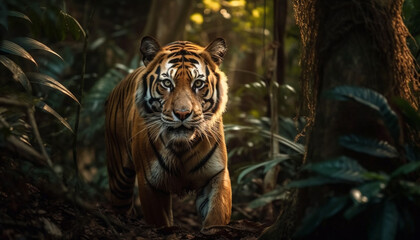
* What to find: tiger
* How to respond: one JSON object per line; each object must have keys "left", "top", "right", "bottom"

{"left": 105, "top": 36, "right": 232, "bottom": 228}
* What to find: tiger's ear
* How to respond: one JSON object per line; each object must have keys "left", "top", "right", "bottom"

{"left": 205, "top": 38, "right": 227, "bottom": 66}
{"left": 140, "top": 36, "right": 161, "bottom": 66}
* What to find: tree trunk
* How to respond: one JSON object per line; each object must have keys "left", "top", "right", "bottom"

{"left": 141, "top": 0, "right": 194, "bottom": 44}
{"left": 260, "top": 0, "right": 419, "bottom": 239}
{"left": 263, "top": 0, "right": 288, "bottom": 220}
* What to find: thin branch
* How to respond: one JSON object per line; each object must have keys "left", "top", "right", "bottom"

{"left": 0, "top": 98, "right": 51, "bottom": 166}
{"left": 73, "top": 5, "right": 96, "bottom": 177}
{"left": 229, "top": 68, "right": 266, "bottom": 80}
{"left": 232, "top": 205, "right": 253, "bottom": 220}
{"left": 27, "top": 107, "right": 53, "bottom": 167}
{"left": 0, "top": 118, "right": 45, "bottom": 165}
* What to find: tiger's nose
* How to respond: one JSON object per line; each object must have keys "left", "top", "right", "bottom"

{"left": 174, "top": 109, "right": 192, "bottom": 121}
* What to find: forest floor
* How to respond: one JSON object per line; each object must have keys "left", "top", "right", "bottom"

{"left": 0, "top": 158, "right": 274, "bottom": 240}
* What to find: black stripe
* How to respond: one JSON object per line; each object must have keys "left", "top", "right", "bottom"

{"left": 198, "top": 198, "right": 209, "bottom": 215}
{"left": 205, "top": 66, "right": 210, "bottom": 76}
{"left": 189, "top": 143, "right": 219, "bottom": 173}
{"left": 202, "top": 168, "right": 225, "bottom": 189}
{"left": 144, "top": 176, "right": 170, "bottom": 195}
{"left": 113, "top": 203, "right": 132, "bottom": 210}
{"left": 111, "top": 167, "right": 135, "bottom": 187}
{"left": 142, "top": 73, "right": 154, "bottom": 114}
{"left": 167, "top": 52, "right": 177, "bottom": 58}
{"left": 148, "top": 134, "right": 178, "bottom": 176}
{"left": 169, "top": 135, "right": 201, "bottom": 158}
{"left": 123, "top": 167, "right": 136, "bottom": 178}
{"left": 189, "top": 51, "right": 200, "bottom": 58}
{"left": 110, "top": 188, "right": 133, "bottom": 200}
{"left": 169, "top": 58, "right": 181, "bottom": 64}
{"left": 155, "top": 66, "right": 161, "bottom": 75}
{"left": 210, "top": 72, "right": 221, "bottom": 113}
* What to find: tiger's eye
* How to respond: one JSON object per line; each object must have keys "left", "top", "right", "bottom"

{"left": 162, "top": 79, "right": 172, "bottom": 88}
{"left": 194, "top": 80, "right": 205, "bottom": 88}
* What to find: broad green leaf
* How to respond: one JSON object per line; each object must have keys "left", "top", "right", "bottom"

{"left": 362, "top": 172, "right": 389, "bottom": 181}
{"left": 294, "top": 196, "right": 349, "bottom": 237}
{"left": 392, "top": 98, "right": 420, "bottom": 130}
{"left": 237, "top": 155, "right": 289, "bottom": 183}
{"left": 0, "top": 55, "right": 31, "bottom": 92}
{"left": 287, "top": 176, "right": 342, "bottom": 188}
{"left": 390, "top": 161, "right": 420, "bottom": 178}
{"left": 225, "top": 124, "right": 304, "bottom": 154}
{"left": 7, "top": 10, "right": 32, "bottom": 23}
{"left": 399, "top": 180, "right": 420, "bottom": 196}
{"left": 339, "top": 135, "right": 398, "bottom": 158}
{"left": 12, "top": 37, "right": 63, "bottom": 60}
{"left": 305, "top": 156, "right": 367, "bottom": 182}
{"left": 326, "top": 86, "right": 400, "bottom": 141}
{"left": 59, "top": 10, "right": 85, "bottom": 40}
{"left": 343, "top": 202, "right": 370, "bottom": 219}
{"left": 27, "top": 72, "right": 79, "bottom": 104}
{"left": 368, "top": 201, "right": 398, "bottom": 240}
{"left": 36, "top": 101, "right": 73, "bottom": 133}
{"left": 404, "top": 145, "right": 420, "bottom": 162}
{"left": 0, "top": 40, "right": 37, "bottom": 66}
{"left": 263, "top": 155, "right": 290, "bottom": 173}
{"left": 248, "top": 187, "right": 288, "bottom": 208}
{"left": 260, "top": 129, "right": 305, "bottom": 154}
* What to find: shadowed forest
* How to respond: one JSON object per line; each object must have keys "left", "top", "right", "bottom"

{"left": 1, "top": 0, "right": 420, "bottom": 239}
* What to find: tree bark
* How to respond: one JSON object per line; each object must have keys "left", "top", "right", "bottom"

{"left": 260, "top": 0, "right": 419, "bottom": 239}
{"left": 263, "top": 0, "right": 288, "bottom": 220}
{"left": 141, "top": 0, "right": 194, "bottom": 44}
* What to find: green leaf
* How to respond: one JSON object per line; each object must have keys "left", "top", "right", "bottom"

{"left": 225, "top": 124, "right": 305, "bottom": 154}
{"left": 260, "top": 130, "right": 305, "bottom": 154}
{"left": 368, "top": 201, "right": 398, "bottom": 240}
{"left": 27, "top": 72, "right": 79, "bottom": 104}
{"left": 36, "top": 101, "right": 73, "bottom": 133}
{"left": 362, "top": 172, "right": 389, "bottom": 181}
{"left": 59, "top": 10, "right": 85, "bottom": 40}
{"left": 295, "top": 196, "right": 349, "bottom": 237}
{"left": 390, "top": 161, "right": 420, "bottom": 178}
{"left": 263, "top": 156, "right": 290, "bottom": 173}
{"left": 305, "top": 156, "right": 367, "bottom": 182}
{"left": 326, "top": 86, "right": 400, "bottom": 141}
{"left": 237, "top": 155, "right": 289, "bottom": 183}
{"left": 0, "top": 40, "right": 37, "bottom": 66}
{"left": 343, "top": 202, "right": 370, "bottom": 219}
{"left": 248, "top": 187, "right": 288, "bottom": 208}
{"left": 399, "top": 180, "right": 420, "bottom": 196}
{"left": 7, "top": 10, "right": 32, "bottom": 23}
{"left": 12, "top": 37, "right": 63, "bottom": 61}
{"left": 404, "top": 145, "right": 420, "bottom": 162}
{"left": 392, "top": 98, "right": 420, "bottom": 130}
{"left": 287, "top": 176, "right": 342, "bottom": 188}
{"left": 339, "top": 135, "right": 399, "bottom": 158}
{"left": 0, "top": 55, "right": 31, "bottom": 92}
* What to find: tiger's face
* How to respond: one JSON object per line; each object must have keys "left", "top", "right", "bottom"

{"left": 136, "top": 37, "right": 228, "bottom": 146}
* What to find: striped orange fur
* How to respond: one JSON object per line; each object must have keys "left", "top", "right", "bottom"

{"left": 105, "top": 36, "right": 231, "bottom": 228}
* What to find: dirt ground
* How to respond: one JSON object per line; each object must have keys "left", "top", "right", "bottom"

{"left": 0, "top": 159, "right": 273, "bottom": 240}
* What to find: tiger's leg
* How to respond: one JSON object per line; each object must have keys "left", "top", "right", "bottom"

{"left": 107, "top": 159, "right": 137, "bottom": 215}
{"left": 106, "top": 131, "right": 137, "bottom": 215}
{"left": 137, "top": 176, "right": 173, "bottom": 227}
{"left": 197, "top": 169, "right": 232, "bottom": 228}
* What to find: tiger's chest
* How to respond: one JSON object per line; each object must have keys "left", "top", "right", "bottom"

{"left": 141, "top": 139, "right": 225, "bottom": 194}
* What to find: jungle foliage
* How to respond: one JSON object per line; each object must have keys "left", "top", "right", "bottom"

{"left": 0, "top": 0, "right": 420, "bottom": 239}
